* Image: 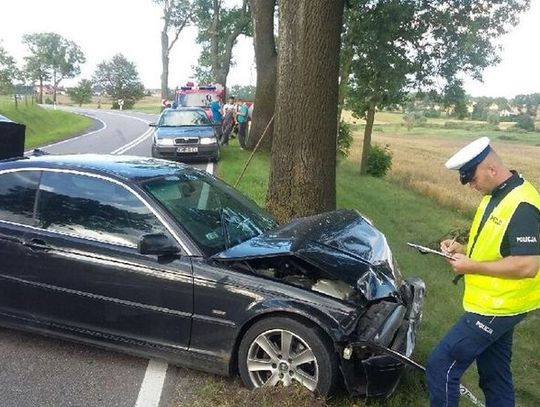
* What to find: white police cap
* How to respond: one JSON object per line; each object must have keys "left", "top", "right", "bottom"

{"left": 445, "top": 137, "right": 491, "bottom": 184}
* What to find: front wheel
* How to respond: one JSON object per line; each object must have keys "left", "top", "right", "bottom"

{"left": 238, "top": 317, "right": 338, "bottom": 395}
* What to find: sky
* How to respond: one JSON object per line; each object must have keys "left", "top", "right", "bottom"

{"left": 0, "top": 0, "right": 538, "bottom": 98}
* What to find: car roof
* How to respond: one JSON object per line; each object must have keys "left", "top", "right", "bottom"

{"left": 162, "top": 107, "right": 207, "bottom": 114}
{"left": 0, "top": 154, "right": 195, "bottom": 183}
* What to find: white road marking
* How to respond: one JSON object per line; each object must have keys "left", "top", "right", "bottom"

{"left": 134, "top": 359, "right": 169, "bottom": 407}
{"left": 24, "top": 114, "right": 108, "bottom": 155}
{"left": 111, "top": 128, "right": 153, "bottom": 155}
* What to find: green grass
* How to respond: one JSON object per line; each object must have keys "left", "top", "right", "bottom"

{"left": 0, "top": 101, "right": 92, "bottom": 149}
{"left": 216, "top": 139, "right": 540, "bottom": 407}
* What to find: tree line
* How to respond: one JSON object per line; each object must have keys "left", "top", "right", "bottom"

{"left": 0, "top": 0, "right": 535, "bottom": 221}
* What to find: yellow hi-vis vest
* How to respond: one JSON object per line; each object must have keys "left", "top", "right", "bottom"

{"left": 464, "top": 180, "right": 540, "bottom": 315}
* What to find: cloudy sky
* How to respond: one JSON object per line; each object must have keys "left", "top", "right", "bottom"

{"left": 1, "top": 0, "right": 538, "bottom": 97}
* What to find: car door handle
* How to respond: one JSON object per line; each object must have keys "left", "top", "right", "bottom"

{"left": 23, "top": 238, "right": 51, "bottom": 251}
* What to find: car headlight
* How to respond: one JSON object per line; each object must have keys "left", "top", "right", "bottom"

{"left": 156, "top": 138, "right": 174, "bottom": 146}
{"left": 200, "top": 137, "right": 217, "bottom": 145}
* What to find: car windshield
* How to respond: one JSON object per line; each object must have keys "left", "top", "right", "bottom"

{"left": 142, "top": 169, "right": 278, "bottom": 256}
{"left": 177, "top": 93, "right": 216, "bottom": 108}
{"left": 159, "top": 110, "right": 211, "bottom": 126}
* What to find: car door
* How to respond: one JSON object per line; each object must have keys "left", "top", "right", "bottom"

{"left": 20, "top": 169, "right": 193, "bottom": 348}
{"left": 0, "top": 169, "right": 42, "bottom": 319}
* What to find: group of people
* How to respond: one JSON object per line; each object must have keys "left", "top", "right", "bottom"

{"left": 209, "top": 95, "right": 249, "bottom": 148}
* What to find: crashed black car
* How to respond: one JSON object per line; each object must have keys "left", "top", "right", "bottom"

{"left": 0, "top": 154, "right": 424, "bottom": 397}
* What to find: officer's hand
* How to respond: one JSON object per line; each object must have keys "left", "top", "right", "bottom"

{"left": 447, "top": 253, "right": 474, "bottom": 274}
{"left": 440, "top": 239, "right": 465, "bottom": 255}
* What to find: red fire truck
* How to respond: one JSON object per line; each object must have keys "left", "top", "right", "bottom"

{"left": 174, "top": 82, "right": 225, "bottom": 119}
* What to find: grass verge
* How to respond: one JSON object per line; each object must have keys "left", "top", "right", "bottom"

{"left": 0, "top": 101, "right": 92, "bottom": 149}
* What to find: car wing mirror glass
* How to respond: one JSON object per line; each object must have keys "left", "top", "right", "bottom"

{"left": 138, "top": 233, "right": 180, "bottom": 255}
{"left": 149, "top": 123, "right": 157, "bottom": 127}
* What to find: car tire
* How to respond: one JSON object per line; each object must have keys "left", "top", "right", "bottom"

{"left": 151, "top": 145, "right": 158, "bottom": 158}
{"left": 210, "top": 148, "right": 220, "bottom": 163}
{"left": 238, "top": 316, "right": 338, "bottom": 395}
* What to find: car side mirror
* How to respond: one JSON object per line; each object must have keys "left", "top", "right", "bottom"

{"left": 149, "top": 123, "right": 157, "bottom": 127}
{"left": 138, "top": 233, "right": 180, "bottom": 255}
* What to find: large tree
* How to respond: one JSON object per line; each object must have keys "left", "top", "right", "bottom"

{"left": 0, "top": 45, "right": 19, "bottom": 95}
{"left": 245, "top": 0, "right": 277, "bottom": 150}
{"left": 192, "top": 0, "right": 251, "bottom": 89}
{"left": 92, "top": 54, "right": 145, "bottom": 109}
{"left": 266, "top": 0, "right": 345, "bottom": 222}
{"left": 153, "top": 0, "right": 193, "bottom": 101}
{"left": 344, "top": 0, "right": 530, "bottom": 174}
{"left": 513, "top": 93, "right": 540, "bottom": 116}
{"left": 23, "top": 55, "right": 50, "bottom": 104}
{"left": 22, "top": 32, "right": 85, "bottom": 103}
{"left": 67, "top": 79, "right": 93, "bottom": 107}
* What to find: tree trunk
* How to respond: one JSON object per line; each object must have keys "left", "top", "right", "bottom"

{"left": 161, "top": 30, "right": 170, "bottom": 101}
{"left": 39, "top": 77, "right": 43, "bottom": 104}
{"left": 208, "top": 0, "right": 249, "bottom": 92}
{"left": 246, "top": 0, "right": 277, "bottom": 151}
{"left": 52, "top": 70, "right": 57, "bottom": 103}
{"left": 360, "top": 106, "right": 375, "bottom": 175}
{"left": 266, "top": 0, "right": 344, "bottom": 223}
{"left": 337, "top": 45, "right": 353, "bottom": 130}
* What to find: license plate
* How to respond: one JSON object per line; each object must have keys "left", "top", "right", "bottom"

{"left": 177, "top": 146, "right": 198, "bottom": 153}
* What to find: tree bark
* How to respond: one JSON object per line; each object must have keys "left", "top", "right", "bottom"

{"left": 266, "top": 0, "right": 344, "bottom": 223}
{"left": 246, "top": 0, "right": 277, "bottom": 151}
{"left": 161, "top": 30, "right": 170, "bottom": 101}
{"left": 360, "top": 105, "right": 375, "bottom": 175}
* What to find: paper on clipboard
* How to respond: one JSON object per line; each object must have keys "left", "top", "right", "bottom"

{"left": 407, "top": 242, "right": 456, "bottom": 260}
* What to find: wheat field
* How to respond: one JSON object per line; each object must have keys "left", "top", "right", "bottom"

{"left": 346, "top": 113, "right": 540, "bottom": 215}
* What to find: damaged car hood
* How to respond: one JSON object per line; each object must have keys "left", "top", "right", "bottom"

{"left": 213, "top": 209, "right": 402, "bottom": 301}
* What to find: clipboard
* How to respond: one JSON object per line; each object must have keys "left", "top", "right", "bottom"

{"left": 407, "top": 242, "right": 456, "bottom": 260}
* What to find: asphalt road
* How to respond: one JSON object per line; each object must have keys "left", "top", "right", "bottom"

{"left": 1, "top": 107, "right": 212, "bottom": 407}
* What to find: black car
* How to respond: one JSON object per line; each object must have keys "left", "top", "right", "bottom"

{"left": 0, "top": 153, "right": 424, "bottom": 397}
{"left": 150, "top": 107, "right": 220, "bottom": 162}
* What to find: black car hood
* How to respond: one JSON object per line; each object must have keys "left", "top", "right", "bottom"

{"left": 214, "top": 209, "right": 401, "bottom": 301}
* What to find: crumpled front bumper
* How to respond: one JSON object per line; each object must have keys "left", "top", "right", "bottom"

{"left": 340, "top": 277, "right": 426, "bottom": 398}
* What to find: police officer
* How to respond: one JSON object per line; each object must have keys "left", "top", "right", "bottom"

{"left": 426, "top": 137, "right": 540, "bottom": 407}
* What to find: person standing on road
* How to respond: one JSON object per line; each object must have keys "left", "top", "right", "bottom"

{"left": 210, "top": 95, "right": 224, "bottom": 144}
{"left": 221, "top": 96, "right": 236, "bottom": 146}
{"left": 426, "top": 137, "right": 540, "bottom": 407}
{"left": 236, "top": 98, "right": 249, "bottom": 149}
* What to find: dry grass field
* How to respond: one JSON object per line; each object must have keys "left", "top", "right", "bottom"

{"left": 345, "top": 111, "right": 540, "bottom": 216}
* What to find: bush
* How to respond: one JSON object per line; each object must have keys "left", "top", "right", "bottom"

{"left": 367, "top": 144, "right": 393, "bottom": 177}
{"left": 337, "top": 121, "right": 353, "bottom": 159}
{"left": 515, "top": 114, "right": 535, "bottom": 131}
{"left": 497, "top": 135, "right": 517, "bottom": 141}
{"left": 443, "top": 121, "right": 495, "bottom": 131}
{"left": 424, "top": 109, "right": 441, "bottom": 118}
{"left": 403, "top": 111, "right": 427, "bottom": 130}
{"left": 486, "top": 111, "right": 500, "bottom": 125}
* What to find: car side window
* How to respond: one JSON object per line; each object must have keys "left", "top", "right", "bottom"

{"left": 0, "top": 171, "right": 40, "bottom": 226}
{"left": 36, "top": 171, "right": 171, "bottom": 246}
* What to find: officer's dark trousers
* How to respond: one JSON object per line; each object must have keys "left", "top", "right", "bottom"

{"left": 426, "top": 312, "right": 526, "bottom": 407}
